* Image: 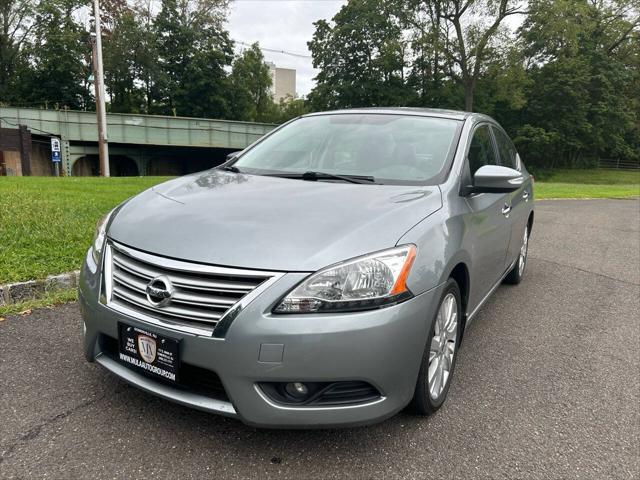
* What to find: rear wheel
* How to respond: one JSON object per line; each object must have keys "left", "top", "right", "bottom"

{"left": 504, "top": 224, "right": 529, "bottom": 285}
{"left": 409, "top": 278, "right": 462, "bottom": 415}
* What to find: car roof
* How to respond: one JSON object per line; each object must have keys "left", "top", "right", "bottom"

{"left": 304, "top": 107, "right": 481, "bottom": 121}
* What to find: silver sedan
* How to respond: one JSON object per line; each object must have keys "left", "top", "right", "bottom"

{"left": 79, "top": 108, "right": 534, "bottom": 427}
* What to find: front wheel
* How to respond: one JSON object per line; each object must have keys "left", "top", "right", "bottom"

{"left": 409, "top": 278, "right": 462, "bottom": 415}
{"left": 504, "top": 224, "right": 529, "bottom": 285}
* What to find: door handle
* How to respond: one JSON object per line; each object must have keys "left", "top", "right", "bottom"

{"left": 502, "top": 204, "right": 512, "bottom": 216}
{"left": 523, "top": 190, "right": 529, "bottom": 201}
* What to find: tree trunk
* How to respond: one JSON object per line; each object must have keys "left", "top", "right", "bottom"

{"left": 464, "top": 81, "right": 474, "bottom": 112}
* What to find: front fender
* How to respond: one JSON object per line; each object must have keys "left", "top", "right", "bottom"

{"left": 398, "top": 208, "right": 470, "bottom": 296}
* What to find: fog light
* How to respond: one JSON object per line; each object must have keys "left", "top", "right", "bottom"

{"left": 285, "top": 382, "right": 309, "bottom": 398}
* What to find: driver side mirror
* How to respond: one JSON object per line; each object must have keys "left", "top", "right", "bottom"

{"left": 464, "top": 165, "right": 524, "bottom": 195}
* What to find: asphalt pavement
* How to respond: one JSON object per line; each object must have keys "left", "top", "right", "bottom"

{"left": 1, "top": 198, "right": 639, "bottom": 479}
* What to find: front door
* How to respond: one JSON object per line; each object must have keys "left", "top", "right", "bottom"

{"left": 464, "top": 124, "right": 512, "bottom": 307}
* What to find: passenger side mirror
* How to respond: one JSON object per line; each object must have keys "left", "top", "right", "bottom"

{"left": 465, "top": 165, "right": 524, "bottom": 195}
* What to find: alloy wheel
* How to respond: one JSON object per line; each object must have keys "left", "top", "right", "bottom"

{"left": 428, "top": 293, "right": 458, "bottom": 400}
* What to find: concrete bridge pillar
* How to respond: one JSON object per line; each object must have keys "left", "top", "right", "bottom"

{"left": 137, "top": 157, "right": 149, "bottom": 176}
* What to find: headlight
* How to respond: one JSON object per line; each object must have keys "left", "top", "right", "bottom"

{"left": 274, "top": 245, "right": 417, "bottom": 313}
{"left": 91, "top": 209, "right": 115, "bottom": 264}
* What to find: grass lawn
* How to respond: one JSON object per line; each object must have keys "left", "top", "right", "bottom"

{"left": 0, "top": 177, "right": 170, "bottom": 285}
{"left": 536, "top": 169, "right": 640, "bottom": 199}
{"left": 0, "top": 169, "right": 638, "bottom": 287}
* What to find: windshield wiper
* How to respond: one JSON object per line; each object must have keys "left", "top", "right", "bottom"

{"left": 219, "top": 165, "right": 242, "bottom": 173}
{"left": 265, "top": 171, "right": 377, "bottom": 184}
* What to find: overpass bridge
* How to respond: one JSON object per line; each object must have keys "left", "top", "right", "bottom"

{"left": 0, "top": 107, "right": 276, "bottom": 176}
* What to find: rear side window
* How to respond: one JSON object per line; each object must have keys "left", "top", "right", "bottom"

{"left": 493, "top": 127, "right": 519, "bottom": 170}
{"left": 467, "top": 125, "right": 498, "bottom": 175}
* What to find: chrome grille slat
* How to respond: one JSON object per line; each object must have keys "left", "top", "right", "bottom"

{"left": 171, "top": 290, "right": 238, "bottom": 308}
{"left": 112, "top": 269, "right": 147, "bottom": 293}
{"left": 112, "top": 269, "right": 239, "bottom": 309}
{"left": 104, "top": 242, "right": 276, "bottom": 335}
{"left": 112, "top": 255, "right": 257, "bottom": 292}
{"left": 112, "top": 285, "right": 223, "bottom": 322}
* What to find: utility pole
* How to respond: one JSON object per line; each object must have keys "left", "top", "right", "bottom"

{"left": 92, "top": 0, "right": 109, "bottom": 177}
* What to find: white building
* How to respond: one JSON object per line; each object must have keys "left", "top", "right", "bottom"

{"left": 266, "top": 62, "right": 296, "bottom": 103}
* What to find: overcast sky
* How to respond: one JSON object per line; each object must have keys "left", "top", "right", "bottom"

{"left": 226, "top": 0, "right": 347, "bottom": 97}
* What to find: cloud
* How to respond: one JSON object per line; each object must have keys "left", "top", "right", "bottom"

{"left": 226, "top": 0, "right": 346, "bottom": 97}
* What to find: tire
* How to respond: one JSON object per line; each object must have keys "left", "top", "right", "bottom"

{"left": 409, "top": 278, "right": 462, "bottom": 415}
{"left": 504, "top": 224, "right": 530, "bottom": 285}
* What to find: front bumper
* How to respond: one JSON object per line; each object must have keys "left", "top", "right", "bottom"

{"left": 79, "top": 249, "right": 444, "bottom": 428}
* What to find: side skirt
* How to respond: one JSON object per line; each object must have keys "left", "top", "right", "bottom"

{"left": 465, "top": 259, "right": 517, "bottom": 327}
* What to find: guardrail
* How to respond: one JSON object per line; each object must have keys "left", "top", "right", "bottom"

{"left": 598, "top": 159, "right": 640, "bottom": 170}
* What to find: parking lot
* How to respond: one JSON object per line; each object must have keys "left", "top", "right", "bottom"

{"left": 1, "top": 198, "right": 638, "bottom": 479}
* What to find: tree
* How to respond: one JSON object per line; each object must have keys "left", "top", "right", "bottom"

{"left": 229, "top": 43, "right": 274, "bottom": 121}
{"left": 404, "top": 0, "right": 446, "bottom": 107}
{"left": 177, "top": 39, "right": 234, "bottom": 118}
{"left": 308, "top": 0, "right": 526, "bottom": 112}
{"left": 0, "top": 0, "right": 35, "bottom": 103}
{"left": 129, "top": 0, "right": 161, "bottom": 114}
{"left": 16, "top": 0, "right": 92, "bottom": 109}
{"left": 308, "top": 0, "right": 411, "bottom": 110}
{"left": 433, "top": 0, "right": 526, "bottom": 111}
{"left": 0, "top": 0, "right": 637, "bottom": 171}
{"left": 273, "top": 96, "right": 310, "bottom": 123}
{"left": 103, "top": 8, "right": 149, "bottom": 112}
{"left": 153, "top": 0, "right": 232, "bottom": 117}
{"left": 307, "top": 0, "right": 638, "bottom": 167}
{"left": 515, "top": 0, "right": 640, "bottom": 166}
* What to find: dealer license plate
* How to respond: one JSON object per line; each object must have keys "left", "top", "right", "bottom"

{"left": 118, "top": 323, "right": 180, "bottom": 382}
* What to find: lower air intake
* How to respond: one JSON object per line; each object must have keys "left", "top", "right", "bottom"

{"left": 259, "top": 381, "right": 381, "bottom": 407}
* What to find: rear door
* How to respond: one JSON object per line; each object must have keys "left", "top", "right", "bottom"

{"left": 464, "top": 124, "right": 512, "bottom": 305}
{"left": 492, "top": 126, "right": 531, "bottom": 267}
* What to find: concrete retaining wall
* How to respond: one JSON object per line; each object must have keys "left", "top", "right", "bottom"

{"left": 0, "top": 271, "right": 80, "bottom": 306}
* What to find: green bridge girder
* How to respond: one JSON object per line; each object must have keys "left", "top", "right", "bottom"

{"left": 0, "top": 107, "right": 277, "bottom": 175}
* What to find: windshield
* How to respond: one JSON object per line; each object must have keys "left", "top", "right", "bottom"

{"left": 232, "top": 114, "right": 461, "bottom": 185}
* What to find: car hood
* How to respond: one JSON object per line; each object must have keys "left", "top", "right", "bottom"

{"left": 108, "top": 170, "right": 442, "bottom": 272}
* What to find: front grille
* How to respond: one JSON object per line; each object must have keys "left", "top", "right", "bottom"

{"left": 104, "top": 242, "right": 276, "bottom": 335}
{"left": 100, "top": 334, "right": 229, "bottom": 402}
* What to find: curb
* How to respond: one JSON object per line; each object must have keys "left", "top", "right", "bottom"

{"left": 0, "top": 271, "right": 80, "bottom": 306}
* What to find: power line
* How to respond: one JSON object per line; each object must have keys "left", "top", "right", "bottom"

{"left": 233, "top": 40, "right": 312, "bottom": 59}
{"left": 0, "top": 116, "right": 56, "bottom": 137}
{"left": 8, "top": 34, "right": 314, "bottom": 59}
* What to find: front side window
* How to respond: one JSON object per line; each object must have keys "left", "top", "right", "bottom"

{"left": 467, "top": 125, "right": 498, "bottom": 176}
{"left": 232, "top": 114, "right": 461, "bottom": 184}
{"left": 493, "top": 127, "right": 519, "bottom": 170}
